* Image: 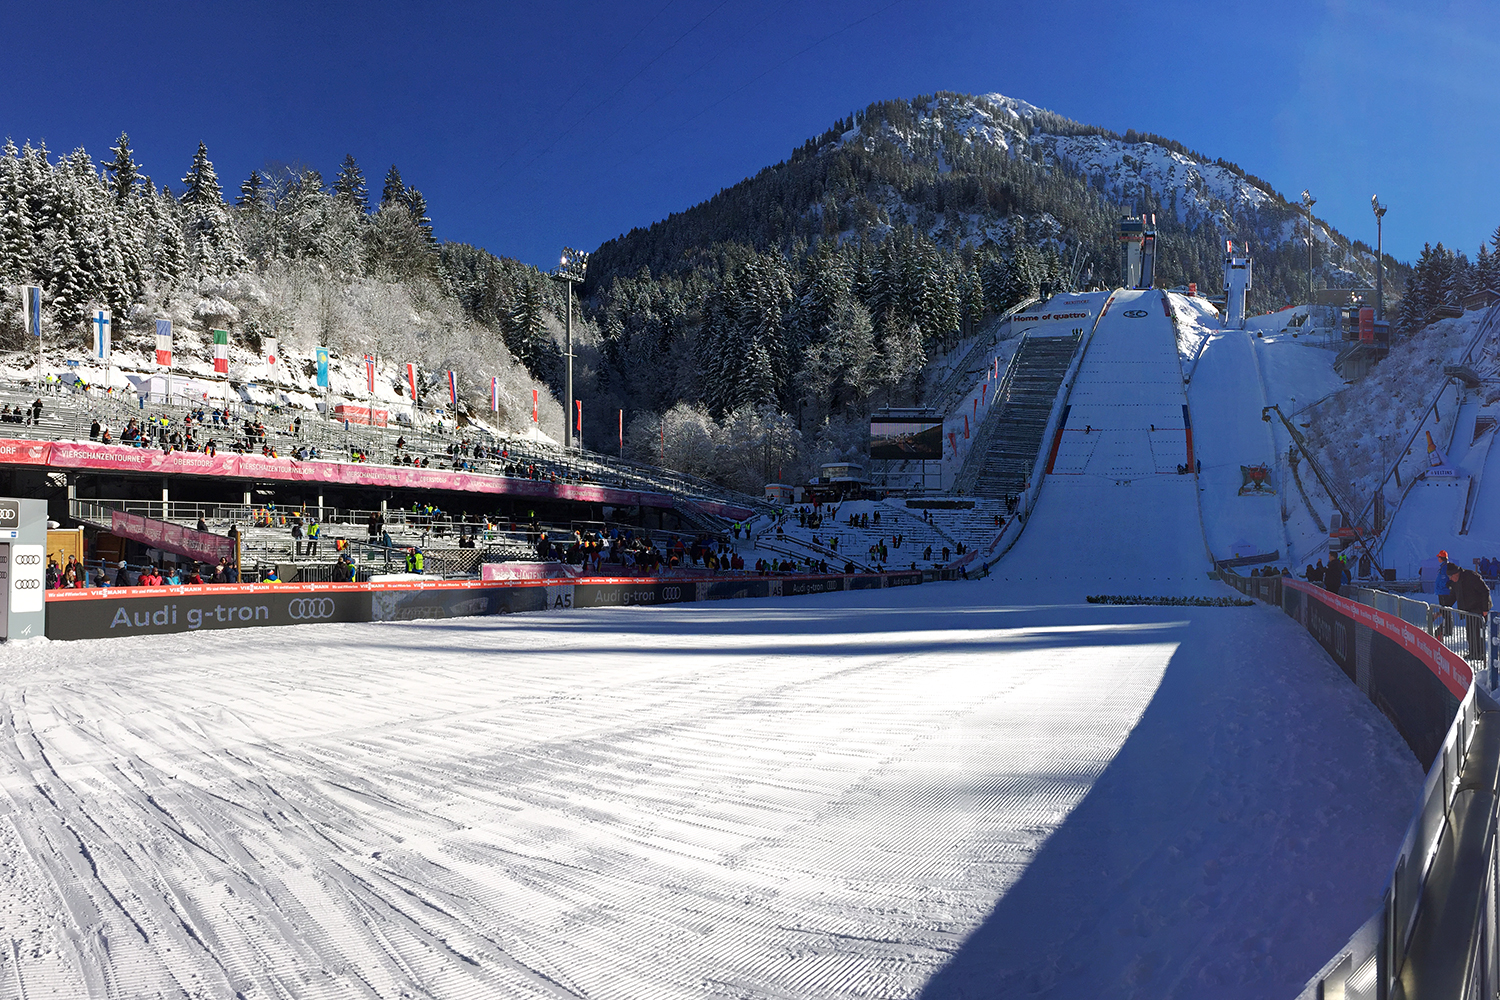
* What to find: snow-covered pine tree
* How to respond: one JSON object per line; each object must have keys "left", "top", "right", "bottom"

{"left": 381, "top": 165, "right": 405, "bottom": 208}
{"left": 404, "top": 187, "right": 437, "bottom": 251}
{"left": 106, "top": 132, "right": 138, "bottom": 205}
{"left": 0, "top": 139, "right": 34, "bottom": 284}
{"left": 333, "top": 154, "right": 369, "bottom": 213}
{"left": 180, "top": 142, "right": 247, "bottom": 276}
{"left": 236, "top": 170, "right": 265, "bottom": 209}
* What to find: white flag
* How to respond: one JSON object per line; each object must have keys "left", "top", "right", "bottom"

{"left": 265, "top": 336, "right": 278, "bottom": 371}
{"left": 92, "top": 308, "right": 111, "bottom": 362}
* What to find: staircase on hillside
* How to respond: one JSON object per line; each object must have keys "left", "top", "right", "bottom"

{"left": 954, "top": 333, "right": 1080, "bottom": 499}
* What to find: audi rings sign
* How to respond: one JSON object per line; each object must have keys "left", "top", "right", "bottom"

{"left": 2, "top": 497, "right": 48, "bottom": 642}
{"left": 45, "top": 588, "right": 370, "bottom": 641}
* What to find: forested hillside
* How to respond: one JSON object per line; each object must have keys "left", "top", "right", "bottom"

{"left": 0, "top": 91, "right": 1436, "bottom": 493}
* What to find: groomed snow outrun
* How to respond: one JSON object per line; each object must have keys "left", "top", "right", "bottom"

{"left": 0, "top": 288, "right": 1430, "bottom": 1000}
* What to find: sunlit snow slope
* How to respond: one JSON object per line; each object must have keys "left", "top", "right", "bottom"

{"left": 990, "top": 288, "right": 1213, "bottom": 596}
{"left": 0, "top": 587, "right": 1420, "bottom": 1000}
{"left": 1188, "top": 319, "right": 1288, "bottom": 562}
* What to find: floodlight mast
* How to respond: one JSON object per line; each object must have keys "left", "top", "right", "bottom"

{"left": 1372, "top": 196, "right": 1387, "bottom": 321}
{"left": 552, "top": 247, "right": 589, "bottom": 450}
{"left": 1301, "top": 190, "right": 1317, "bottom": 301}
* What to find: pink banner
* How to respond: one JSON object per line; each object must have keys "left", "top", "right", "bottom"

{"left": 0, "top": 438, "right": 51, "bottom": 465}
{"left": 37, "top": 441, "right": 681, "bottom": 509}
{"left": 111, "top": 509, "right": 236, "bottom": 564}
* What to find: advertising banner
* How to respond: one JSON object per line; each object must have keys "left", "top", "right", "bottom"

{"left": 1238, "top": 464, "right": 1275, "bottom": 495}
{"left": 371, "top": 585, "right": 553, "bottom": 621}
{"left": 782, "top": 575, "right": 845, "bottom": 597}
{"left": 699, "top": 579, "right": 770, "bottom": 602}
{"left": 331, "top": 404, "right": 389, "bottom": 428}
{"left": 573, "top": 580, "right": 695, "bottom": 608}
{"left": 110, "top": 510, "right": 235, "bottom": 564}
{"left": 45, "top": 586, "right": 370, "bottom": 641}
{"left": 869, "top": 418, "right": 944, "bottom": 460}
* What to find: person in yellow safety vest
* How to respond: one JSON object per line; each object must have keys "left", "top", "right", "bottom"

{"left": 306, "top": 520, "right": 321, "bottom": 557}
{"left": 405, "top": 548, "right": 424, "bottom": 574}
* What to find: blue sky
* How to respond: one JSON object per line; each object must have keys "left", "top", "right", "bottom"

{"left": 2, "top": 1, "right": 1494, "bottom": 269}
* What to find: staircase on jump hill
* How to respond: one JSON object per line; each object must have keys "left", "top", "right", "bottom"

{"left": 954, "top": 333, "right": 1079, "bottom": 500}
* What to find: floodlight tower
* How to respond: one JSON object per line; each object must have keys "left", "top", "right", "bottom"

{"left": 1301, "top": 189, "right": 1317, "bottom": 300}
{"left": 552, "top": 246, "right": 589, "bottom": 450}
{"left": 1371, "top": 195, "right": 1387, "bottom": 321}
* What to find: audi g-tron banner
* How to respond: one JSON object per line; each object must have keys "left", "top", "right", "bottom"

{"left": 44, "top": 571, "right": 926, "bottom": 640}
{"left": 869, "top": 418, "right": 943, "bottom": 460}
{"left": 45, "top": 585, "right": 370, "bottom": 641}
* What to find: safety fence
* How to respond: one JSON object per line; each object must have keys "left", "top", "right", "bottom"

{"left": 42, "top": 568, "right": 926, "bottom": 641}
{"left": 1222, "top": 569, "right": 1500, "bottom": 999}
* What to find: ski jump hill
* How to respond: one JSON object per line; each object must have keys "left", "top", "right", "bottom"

{"left": 990, "top": 284, "right": 1224, "bottom": 593}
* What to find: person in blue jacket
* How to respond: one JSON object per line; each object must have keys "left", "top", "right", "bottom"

{"left": 1435, "top": 548, "right": 1454, "bottom": 636}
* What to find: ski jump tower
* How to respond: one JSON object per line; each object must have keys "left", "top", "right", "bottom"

{"left": 1223, "top": 241, "right": 1252, "bottom": 329}
{"left": 1118, "top": 215, "right": 1157, "bottom": 288}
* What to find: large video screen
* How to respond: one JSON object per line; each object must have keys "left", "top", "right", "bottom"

{"left": 870, "top": 418, "right": 943, "bottom": 460}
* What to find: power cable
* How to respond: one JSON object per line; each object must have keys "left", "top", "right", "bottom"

{"left": 492, "top": 0, "right": 681, "bottom": 176}
{"left": 622, "top": 0, "right": 907, "bottom": 163}
{"left": 518, "top": 0, "right": 734, "bottom": 172}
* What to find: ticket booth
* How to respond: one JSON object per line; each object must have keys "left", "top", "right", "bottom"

{"left": 0, "top": 497, "right": 48, "bottom": 641}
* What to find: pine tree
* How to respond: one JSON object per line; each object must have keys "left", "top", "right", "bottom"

{"left": 334, "top": 154, "right": 369, "bottom": 213}
{"left": 106, "top": 132, "right": 138, "bottom": 205}
{"left": 381, "top": 165, "right": 405, "bottom": 208}
{"left": 237, "top": 170, "right": 265, "bottom": 209}
{"left": 179, "top": 142, "right": 245, "bottom": 275}
{"left": 404, "top": 186, "right": 437, "bottom": 250}
{"left": 0, "top": 139, "right": 34, "bottom": 283}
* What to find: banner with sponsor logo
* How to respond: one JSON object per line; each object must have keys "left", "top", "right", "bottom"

{"left": 110, "top": 510, "right": 236, "bottom": 565}
{"left": 44, "top": 569, "right": 926, "bottom": 641}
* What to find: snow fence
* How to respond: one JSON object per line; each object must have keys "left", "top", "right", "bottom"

{"left": 1224, "top": 569, "right": 1500, "bottom": 999}
{"left": 41, "top": 570, "right": 925, "bottom": 641}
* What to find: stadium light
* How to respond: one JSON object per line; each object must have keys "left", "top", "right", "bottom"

{"left": 1372, "top": 195, "right": 1387, "bottom": 321}
{"left": 1301, "top": 190, "right": 1317, "bottom": 300}
{"left": 552, "top": 247, "right": 589, "bottom": 449}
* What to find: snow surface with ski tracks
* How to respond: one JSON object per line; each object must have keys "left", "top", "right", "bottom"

{"left": 0, "top": 288, "right": 1425, "bottom": 999}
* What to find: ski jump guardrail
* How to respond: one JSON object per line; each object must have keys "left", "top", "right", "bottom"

{"left": 41, "top": 569, "right": 926, "bottom": 641}
{"left": 1222, "top": 569, "right": 1500, "bottom": 999}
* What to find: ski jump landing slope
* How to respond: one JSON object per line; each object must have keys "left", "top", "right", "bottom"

{"left": 990, "top": 288, "right": 1214, "bottom": 597}
{"left": 1187, "top": 320, "right": 1287, "bottom": 563}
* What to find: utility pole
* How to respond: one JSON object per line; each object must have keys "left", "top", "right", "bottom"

{"left": 1371, "top": 195, "right": 1387, "bottom": 321}
{"left": 1301, "top": 190, "right": 1317, "bottom": 302}
{"left": 551, "top": 247, "right": 589, "bottom": 450}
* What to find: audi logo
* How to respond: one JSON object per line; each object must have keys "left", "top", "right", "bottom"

{"left": 14, "top": 554, "right": 41, "bottom": 565}
{"left": 663, "top": 587, "right": 681, "bottom": 600}
{"left": 1122, "top": 309, "right": 1149, "bottom": 318}
{"left": 15, "top": 579, "right": 40, "bottom": 590}
{"left": 287, "top": 598, "right": 336, "bottom": 620}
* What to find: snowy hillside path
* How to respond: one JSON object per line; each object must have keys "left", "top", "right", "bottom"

{"left": 0, "top": 584, "right": 1418, "bottom": 999}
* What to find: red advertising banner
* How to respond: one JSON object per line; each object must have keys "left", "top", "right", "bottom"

{"left": 1359, "top": 307, "right": 1375, "bottom": 342}
{"left": 111, "top": 509, "right": 236, "bottom": 564}
{"left": 1284, "top": 579, "right": 1472, "bottom": 697}
{"left": 29, "top": 440, "right": 680, "bottom": 509}
{"left": 331, "top": 404, "right": 389, "bottom": 427}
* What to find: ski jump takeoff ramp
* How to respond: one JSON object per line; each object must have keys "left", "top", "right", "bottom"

{"left": 990, "top": 288, "right": 1214, "bottom": 597}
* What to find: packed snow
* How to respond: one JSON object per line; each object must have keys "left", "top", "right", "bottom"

{"left": 0, "top": 281, "right": 1430, "bottom": 998}
{"left": 0, "top": 582, "right": 1420, "bottom": 1000}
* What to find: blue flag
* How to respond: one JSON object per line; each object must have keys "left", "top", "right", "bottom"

{"left": 23, "top": 286, "right": 41, "bottom": 338}
{"left": 316, "top": 347, "right": 329, "bottom": 388}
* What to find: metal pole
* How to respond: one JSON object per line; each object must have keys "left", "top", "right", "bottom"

{"left": 564, "top": 280, "right": 573, "bottom": 450}
{"left": 1376, "top": 213, "right": 1384, "bottom": 322}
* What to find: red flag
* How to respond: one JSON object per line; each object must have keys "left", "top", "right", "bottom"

{"left": 964, "top": 414, "right": 970, "bottom": 439}
{"left": 618, "top": 409, "right": 623, "bottom": 455}
{"left": 406, "top": 363, "right": 417, "bottom": 402}
{"left": 364, "top": 354, "right": 375, "bottom": 395}
{"left": 949, "top": 431, "right": 957, "bottom": 454}
{"left": 532, "top": 388, "right": 538, "bottom": 424}
{"left": 575, "top": 399, "right": 582, "bottom": 433}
